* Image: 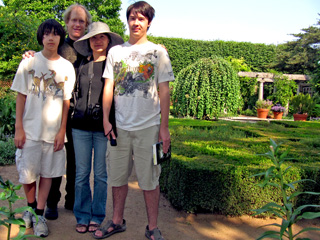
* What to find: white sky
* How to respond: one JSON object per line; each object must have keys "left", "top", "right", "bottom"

{"left": 120, "top": 0, "right": 320, "bottom": 45}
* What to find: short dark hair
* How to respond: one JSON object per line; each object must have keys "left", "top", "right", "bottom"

{"left": 126, "top": 1, "right": 155, "bottom": 24}
{"left": 37, "top": 19, "right": 66, "bottom": 47}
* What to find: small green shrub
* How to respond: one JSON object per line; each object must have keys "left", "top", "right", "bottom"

{"left": 310, "top": 104, "right": 320, "bottom": 117}
{"left": 290, "top": 94, "right": 315, "bottom": 114}
{"left": 0, "top": 90, "right": 16, "bottom": 137}
{"left": 0, "top": 137, "right": 16, "bottom": 166}
{"left": 240, "top": 109, "right": 256, "bottom": 116}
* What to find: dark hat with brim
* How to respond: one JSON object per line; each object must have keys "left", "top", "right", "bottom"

{"left": 74, "top": 22, "right": 124, "bottom": 56}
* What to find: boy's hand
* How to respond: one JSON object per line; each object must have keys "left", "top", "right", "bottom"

{"left": 159, "top": 125, "right": 170, "bottom": 153}
{"left": 103, "top": 119, "right": 116, "bottom": 141}
{"left": 22, "top": 50, "right": 35, "bottom": 59}
{"left": 14, "top": 128, "right": 26, "bottom": 149}
{"left": 54, "top": 131, "right": 65, "bottom": 152}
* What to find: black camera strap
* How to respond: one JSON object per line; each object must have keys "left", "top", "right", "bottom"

{"left": 87, "top": 60, "right": 94, "bottom": 109}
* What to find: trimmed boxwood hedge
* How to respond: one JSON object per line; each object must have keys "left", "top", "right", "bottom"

{"left": 160, "top": 118, "right": 320, "bottom": 216}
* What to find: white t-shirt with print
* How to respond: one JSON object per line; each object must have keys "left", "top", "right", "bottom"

{"left": 103, "top": 41, "right": 175, "bottom": 131}
{"left": 11, "top": 52, "right": 75, "bottom": 143}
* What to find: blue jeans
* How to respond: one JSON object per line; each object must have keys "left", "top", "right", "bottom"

{"left": 72, "top": 128, "right": 108, "bottom": 225}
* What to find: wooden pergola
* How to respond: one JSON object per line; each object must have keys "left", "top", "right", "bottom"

{"left": 238, "top": 72, "right": 311, "bottom": 100}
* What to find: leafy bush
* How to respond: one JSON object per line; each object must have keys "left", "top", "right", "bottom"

{"left": 269, "top": 72, "right": 297, "bottom": 107}
{"left": 239, "top": 76, "right": 258, "bottom": 110}
{"left": 290, "top": 94, "right": 316, "bottom": 114}
{"left": 310, "top": 104, "right": 320, "bottom": 117}
{"left": 0, "top": 90, "right": 16, "bottom": 137}
{"left": 0, "top": 137, "right": 16, "bottom": 166}
{"left": 172, "top": 56, "right": 241, "bottom": 119}
{"left": 240, "top": 108, "right": 256, "bottom": 116}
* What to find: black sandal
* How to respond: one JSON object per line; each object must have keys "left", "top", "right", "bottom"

{"left": 92, "top": 219, "right": 126, "bottom": 239}
{"left": 145, "top": 225, "right": 164, "bottom": 240}
{"left": 88, "top": 223, "right": 100, "bottom": 232}
{"left": 76, "top": 223, "right": 88, "bottom": 234}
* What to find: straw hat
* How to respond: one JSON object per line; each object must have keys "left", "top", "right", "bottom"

{"left": 74, "top": 22, "right": 124, "bottom": 56}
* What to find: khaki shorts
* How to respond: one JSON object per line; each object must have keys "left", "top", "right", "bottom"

{"left": 15, "top": 139, "right": 66, "bottom": 184}
{"left": 106, "top": 125, "right": 161, "bottom": 191}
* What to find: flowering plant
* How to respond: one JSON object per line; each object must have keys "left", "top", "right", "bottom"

{"left": 271, "top": 104, "right": 286, "bottom": 112}
{"left": 256, "top": 99, "right": 273, "bottom": 110}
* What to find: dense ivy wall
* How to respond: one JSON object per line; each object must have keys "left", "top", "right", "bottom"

{"left": 147, "top": 36, "right": 277, "bottom": 76}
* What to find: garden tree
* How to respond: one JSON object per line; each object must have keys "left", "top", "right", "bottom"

{"left": 310, "top": 50, "right": 320, "bottom": 94}
{"left": 172, "top": 56, "right": 241, "bottom": 119}
{"left": 0, "top": 0, "right": 125, "bottom": 80}
{"left": 273, "top": 15, "right": 320, "bottom": 75}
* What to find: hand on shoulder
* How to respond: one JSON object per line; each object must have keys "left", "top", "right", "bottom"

{"left": 22, "top": 50, "right": 36, "bottom": 59}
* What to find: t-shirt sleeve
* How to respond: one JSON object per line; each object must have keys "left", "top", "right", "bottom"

{"left": 11, "top": 59, "right": 30, "bottom": 95}
{"left": 63, "top": 61, "right": 76, "bottom": 100}
{"left": 102, "top": 48, "right": 115, "bottom": 81}
{"left": 157, "top": 46, "right": 175, "bottom": 84}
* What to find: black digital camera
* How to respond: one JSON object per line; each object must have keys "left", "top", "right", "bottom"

{"left": 87, "top": 103, "right": 102, "bottom": 121}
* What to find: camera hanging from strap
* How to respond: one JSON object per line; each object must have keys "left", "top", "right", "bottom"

{"left": 71, "top": 59, "right": 94, "bottom": 119}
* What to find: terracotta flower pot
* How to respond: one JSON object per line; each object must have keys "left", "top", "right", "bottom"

{"left": 257, "top": 108, "right": 269, "bottom": 119}
{"left": 293, "top": 113, "right": 308, "bottom": 121}
{"left": 273, "top": 111, "right": 283, "bottom": 120}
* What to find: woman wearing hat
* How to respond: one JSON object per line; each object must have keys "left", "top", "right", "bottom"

{"left": 71, "top": 22, "right": 123, "bottom": 234}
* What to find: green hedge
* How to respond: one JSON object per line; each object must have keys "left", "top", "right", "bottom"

{"left": 147, "top": 36, "right": 277, "bottom": 76}
{"left": 160, "top": 119, "right": 320, "bottom": 215}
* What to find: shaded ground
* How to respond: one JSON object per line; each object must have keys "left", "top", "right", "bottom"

{"left": 1, "top": 164, "right": 319, "bottom": 240}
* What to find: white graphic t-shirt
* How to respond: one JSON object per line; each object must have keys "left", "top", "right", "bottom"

{"left": 103, "top": 41, "right": 175, "bottom": 131}
{"left": 11, "top": 52, "right": 75, "bottom": 143}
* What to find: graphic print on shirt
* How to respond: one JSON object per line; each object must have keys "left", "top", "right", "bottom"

{"left": 28, "top": 69, "right": 66, "bottom": 100}
{"left": 114, "top": 50, "right": 157, "bottom": 99}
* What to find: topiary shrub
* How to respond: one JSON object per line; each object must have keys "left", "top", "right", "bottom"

{"left": 172, "top": 56, "right": 241, "bottom": 119}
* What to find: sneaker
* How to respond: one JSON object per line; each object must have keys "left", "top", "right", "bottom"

{"left": 22, "top": 210, "right": 33, "bottom": 228}
{"left": 32, "top": 215, "right": 49, "bottom": 237}
{"left": 45, "top": 206, "right": 58, "bottom": 220}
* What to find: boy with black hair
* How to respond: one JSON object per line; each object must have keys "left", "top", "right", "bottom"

{"left": 11, "top": 19, "right": 75, "bottom": 237}
{"left": 23, "top": 5, "right": 92, "bottom": 220}
{"left": 96, "top": 1, "right": 174, "bottom": 239}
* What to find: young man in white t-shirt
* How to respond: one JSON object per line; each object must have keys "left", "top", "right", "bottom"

{"left": 95, "top": 1, "right": 174, "bottom": 240}
{"left": 11, "top": 19, "right": 75, "bottom": 237}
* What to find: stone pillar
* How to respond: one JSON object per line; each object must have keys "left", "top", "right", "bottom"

{"left": 258, "top": 79, "right": 264, "bottom": 100}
